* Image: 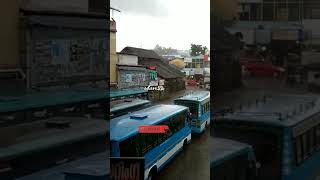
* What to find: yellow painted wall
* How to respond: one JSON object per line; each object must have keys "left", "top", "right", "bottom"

{"left": 110, "top": 32, "right": 117, "bottom": 83}
{"left": 169, "top": 58, "right": 185, "bottom": 69}
{"left": 0, "top": 0, "right": 19, "bottom": 69}
{"left": 212, "top": 0, "right": 238, "bottom": 21}
{"left": 110, "top": 30, "right": 117, "bottom": 84}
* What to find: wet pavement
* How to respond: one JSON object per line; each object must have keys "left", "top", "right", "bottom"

{"left": 212, "top": 76, "right": 318, "bottom": 179}
{"left": 154, "top": 86, "right": 210, "bottom": 180}
{"left": 214, "top": 77, "right": 312, "bottom": 109}
{"left": 156, "top": 130, "right": 210, "bottom": 180}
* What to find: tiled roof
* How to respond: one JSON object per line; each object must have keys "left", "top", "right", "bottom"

{"left": 139, "top": 59, "right": 184, "bottom": 79}
{"left": 120, "top": 47, "right": 184, "bottom": 79}
{"left": 120, "top": 47, "right": 162, "bottom": 59}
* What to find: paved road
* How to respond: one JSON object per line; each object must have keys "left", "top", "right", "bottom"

{"left": 154, "top": 86, "right": 210, "bottom": 180}
{"left": 156, "top": 130, "right": 210, "bottom": 180}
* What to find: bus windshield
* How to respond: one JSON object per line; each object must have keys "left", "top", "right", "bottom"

{"left": 175, "top": 100, "right": 198, "bottom": 118}
{"left": 212, "top": 121, "right": 282, "bottom": 180}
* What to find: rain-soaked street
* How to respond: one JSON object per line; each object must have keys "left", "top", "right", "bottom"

{"left": 212, "top": 76, "right": 320, "bottom": 180}
{"left": 154, "top": 86, "right": 210, "bottom": 180}
{"left": 214, "top": 76, "right": 311, "bottom": 109}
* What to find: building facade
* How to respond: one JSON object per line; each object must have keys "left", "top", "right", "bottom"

{"left": 0, "top": 0, "right": 19, "bottom": 69}
{"left": 120, "top": 47, "right": 185, "bottom": 101}
{"left": 236, "top": 0, "right": 320, "bottom": 45}
{"left": 116, "top": 53, "right": 150, "bottom": 89}
{"left": 110, "top": 20, "right": 117, "bottom": 86}
{"left": 184, "top": 55, "right": 210, "bottom": 78}
{"left": 238, "top": 0, "right": 320, "bottom": 22}
{"left": 0, "top": 0, "right": 108, "bottom": 93}
{"left": 213, "top": 0, "right": 239, "bottom": 21}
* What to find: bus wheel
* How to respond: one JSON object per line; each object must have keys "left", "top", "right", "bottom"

{"left": 183, "top": 139, "right": 188, "bottom": 150}
{"left": 147, "top": 167, "right": 157, "bottom": 180}
{"left": 147, "top": 173, "right": 153, "bottom": 180}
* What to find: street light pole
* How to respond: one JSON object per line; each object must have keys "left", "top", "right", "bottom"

{"left": 110, "top": 7, "right": 121, "bottom": 19}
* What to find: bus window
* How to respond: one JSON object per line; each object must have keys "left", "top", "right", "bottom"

{"left": 309, "top": 128, "right": 315, "bottom": 154}
{"left": 302, "top": 134, "right": 308, "bottom": 160}
{"left": 120, "top": 136, "right": 138, "bottom": 157}
{"left": 189, "top": 104, "right": 198, "bottom": 117}
{"left": 170, "top": 113, "right": 185, "bottom": 133}
{"left": 295, "top": 136, "right": 303, "bottom": 164}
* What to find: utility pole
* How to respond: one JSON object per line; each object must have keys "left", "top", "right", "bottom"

{"left": 110, "top": 7, "right": 121, "bottom": 19}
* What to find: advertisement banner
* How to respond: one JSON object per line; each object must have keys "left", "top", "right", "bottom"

{"left": 110, "top": 157, "right": 144, "bottom": 180}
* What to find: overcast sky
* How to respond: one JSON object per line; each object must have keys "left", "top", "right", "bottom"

{"left": 110, "top": 0, "right": 210, "bottom": 52}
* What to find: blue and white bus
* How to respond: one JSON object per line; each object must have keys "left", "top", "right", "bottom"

{"left": 110, "top": 99, "right": 151, "bottom": 119}
{"left": 211, "top": 137, "right": 257, "bottom": 180}
{"left": 174, "top": 91, "right": 210, "bottom": 133}
{"left": 213, "top": 94, "right": 320, "bottom": 180}
{"left": 110, "top": 104, "right": 192, "bottom": 180}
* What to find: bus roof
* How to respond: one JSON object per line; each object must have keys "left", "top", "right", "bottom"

{"left": 211, "top": 138, "right": 253, "bottom": 167}
{"left": 110, "top": 99, "right": 151, "bottom": 113}
{"left": 110, "top": 104, "right": 188, "bottom": 142}
{"left": 175, "top": 91, "right": 210, "bottom": 102}
{"left": 110, "top": 89, "right": 147, "bottom": 99}
{"left": 18, "top": 152, "right": 108, "bottom": 180}
{"left": 215, "top": 94, "right": 320, "bottom": 127}
{"left": 0, "top": 87, "right": 107, "bottom": 113}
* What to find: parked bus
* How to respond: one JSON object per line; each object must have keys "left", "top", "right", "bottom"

{"left": 110, "top": 104, "right": 192, "bottom": 180}
{"left": 0, "top": 87, "right": 107, "bottom": 127}
{"left": 212, "top": 94, "right": 320, "bottom": 180}
{"left": 174, "top": 91, "right": 210, "bottom": 133}
{"left": 211, "top": 137, "right": 257, "bottom": 180}
{"left": 110, "top": 89, "right": 148, "bottom": 101}
{"left": 110, "top": 99, "right": 151, "bottom": 119}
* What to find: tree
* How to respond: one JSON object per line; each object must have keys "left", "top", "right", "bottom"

{"left": 190, "top": 44, "right": 208, "bottom": 56}
{"left": 153, "top": 44, "right": 178, "bottom": 56}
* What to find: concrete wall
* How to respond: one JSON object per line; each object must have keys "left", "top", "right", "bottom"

{"left": 117, "top": 66, "right": 150, "bottom": 89}
{"left": 27, "top": 24, "right": 107, "bottom": 87}
{"left": 0, "top": 0, "right": 19, "bottom": 69}
{"left": 118, "top": 54, "right": 138, "bottom": 66}
{"left": 110, "top": 31, "right": 117, "bottom": 84}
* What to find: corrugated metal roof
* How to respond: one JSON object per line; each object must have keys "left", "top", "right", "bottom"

{"left": 120, "top": 47, "right": 184, "bottom": 79}
{"left": 139, "top": 59, "right": 184, "bottom": 79}
{"left": 215, "top": 94, "right": 320, "bottom": 127}
{"left": 120, "top": 47, "right": 162, "bottom": 59}
{"left": 25, "top": 15, "right": 107, "bottom": 30}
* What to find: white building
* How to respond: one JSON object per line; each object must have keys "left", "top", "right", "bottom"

{"left": 183, "top": 55, "right": 210, "bottom": 77}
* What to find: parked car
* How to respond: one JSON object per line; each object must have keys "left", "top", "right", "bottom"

{"left": 186, "top": 79, "right": 198, "bottom": 86}
{"left": 240, "top": 59, "right": 286, "bottom": 77}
